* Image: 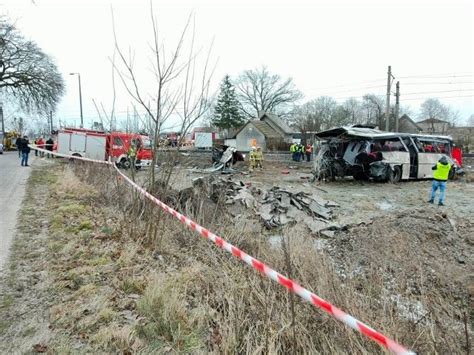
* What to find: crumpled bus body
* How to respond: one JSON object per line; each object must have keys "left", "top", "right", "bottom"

{"left": 312, "top": 126, "right": 458, "bottom": 182}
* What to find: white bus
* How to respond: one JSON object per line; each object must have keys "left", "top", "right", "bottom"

{"left": 313, "top": 126, "right": 459, "bottom": 182}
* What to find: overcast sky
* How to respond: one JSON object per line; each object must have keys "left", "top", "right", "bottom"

{"left": 2, "top": 0, "right": 473, "bottom": 130}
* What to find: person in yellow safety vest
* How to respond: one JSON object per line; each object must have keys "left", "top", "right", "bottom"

{"left": 254, "top": 146, "right": 263, "bottom": 170}
{"left": 127, "top": 145, "right": 137, "bottom": 168}
{"left": 249, "top": 146, "right": 258, "bottom": 171}
{"left": 428, "top": 155, "right": 452, "bottom": 206}
{"left": 290, "top": 143, "right": 297, "bottom": 161}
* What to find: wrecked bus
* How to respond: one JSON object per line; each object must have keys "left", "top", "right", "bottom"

{"left": 313, "top": 126, "right": 459, "bottom": 182}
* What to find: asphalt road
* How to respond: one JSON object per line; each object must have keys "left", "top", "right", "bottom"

{"left": 0, "top": 151, "right": 33, "bottom": 274}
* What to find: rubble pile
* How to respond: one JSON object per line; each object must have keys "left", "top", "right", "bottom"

{"left": 189, "top": 176, "right": 339, "bottom": 235}
{"left": 257, "top": 187, "right": 336, "bottom": 232}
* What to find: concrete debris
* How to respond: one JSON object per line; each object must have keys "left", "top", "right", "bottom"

{"left": 257, "top": 187, "right": 334, "bottom": 231}
{"left": 320, "top": 230, "right": 335, "bottom": 238}
{"left": 180, "top": 175, "right": 337, "bottom": 234}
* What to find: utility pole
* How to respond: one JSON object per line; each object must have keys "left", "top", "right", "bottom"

{"left": 69, "top": 73, "right": 84, "bottom": 128}
{"left": 0, "top": 104, "right": 4, "bottom": 138}
{"left": 395, "top": 81, "right": 400, "bottom": 132}
{"left": 385, "top": 65, "right": 392, "bottom": 131}
{"left": 50, "top": 110, "right": 53, "bottom": 134}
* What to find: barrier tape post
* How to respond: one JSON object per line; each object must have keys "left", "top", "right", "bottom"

{"left": 29, "top": 144, "right": 415, "bottom": 355}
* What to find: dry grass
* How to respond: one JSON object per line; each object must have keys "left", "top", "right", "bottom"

{"left": 1, "top": 161, "right": 471, "bottom": 354}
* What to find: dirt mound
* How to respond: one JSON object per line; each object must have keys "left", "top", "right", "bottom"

{"left": 327, "top": 208, "right": 472, "bottom": 296}
{"left": 323, "top": 208, "right": 473, "bottom": 348}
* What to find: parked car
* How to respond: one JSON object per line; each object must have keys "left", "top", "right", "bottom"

{"left": 0, "top": 142, "right": 4, "bottom": 154}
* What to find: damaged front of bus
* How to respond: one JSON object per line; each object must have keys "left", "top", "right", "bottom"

{"left": 312, "top": 126, "right": 413, "bottom": 183}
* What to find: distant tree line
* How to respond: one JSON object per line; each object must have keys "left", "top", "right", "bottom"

{"left": 210, "top": 67, "right": 461, "bottom": 135}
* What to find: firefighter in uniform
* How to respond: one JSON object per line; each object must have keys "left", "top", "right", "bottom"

{"left": 249, "top": 146, "right": 257, "bottom": 171}
{"left": 255, "top": 146, "right": 263, "bottom": 170}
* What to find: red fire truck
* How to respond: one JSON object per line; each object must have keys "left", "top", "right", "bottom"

{"left": 57, "top": 128, "right": 153, "bottom": 168}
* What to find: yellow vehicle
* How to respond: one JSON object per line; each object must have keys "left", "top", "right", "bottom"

{"left": 2, "top": 131, "right": 21, "bottom": 150}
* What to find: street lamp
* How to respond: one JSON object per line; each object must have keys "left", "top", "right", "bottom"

{"left": 69, "top": 72, "right": 83, "bottom": 128}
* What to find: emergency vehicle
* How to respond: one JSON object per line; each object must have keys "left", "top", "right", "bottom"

{"left": 57, "top": 128, "right": 153, "bottom": 168}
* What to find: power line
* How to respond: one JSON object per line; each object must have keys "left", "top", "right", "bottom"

{"left": 403, "top": 88, "right": 474, "bottom": 96}
{"left": 304, "top": 72, "right": 472, "bottom": 92}
{"left": 307, "top": 84, "right": 386, "bottom": 96}
{"left": 331, "top": 94, "right": 385, "bottom": 101}
{"left": 397, "top": 73, "right": 473, "bottom": 79}
{"left": 304, "top": 78, "right": 386, "bottom": 92}
{"left": 402, "top": 94, "right": 474, "bottom": 101}
{"left": 402, "top": 81, "right": 473, "bottom": 86}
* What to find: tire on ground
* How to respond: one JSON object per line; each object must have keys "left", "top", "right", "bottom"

{"left": 390, "top": 165, "right": 402, "bottom": 183}
{"left": 353, "top": 171, "right": 369, "bottom": 181}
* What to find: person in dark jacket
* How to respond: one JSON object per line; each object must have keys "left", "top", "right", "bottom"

{"left": 15, "top": 136, "right": 22, "bottom": 158}
{"left": 20, "top": 136, "right": 31, "bottom": 167}
{"left": 428, "top": 155, "right": 451, "bottom": 206}
{"left": 46, "top": 137, "right": 54, "bottom": 158}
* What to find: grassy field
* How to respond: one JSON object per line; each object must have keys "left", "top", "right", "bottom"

{"left": 0, "top": 161, "right": 471, "bottom": 354}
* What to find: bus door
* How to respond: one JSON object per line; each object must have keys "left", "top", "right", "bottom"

{"left": 416, "top": 138, "right": 445, "bottom": 179}
{"left": 402, "top": 137, "right": 418, "bottom": 179}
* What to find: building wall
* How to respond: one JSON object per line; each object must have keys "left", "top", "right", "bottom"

{"left": 262, "top": 117, "right": 285, "bottom": 136}
{"left": 398, "top": 119, "right": 421, "bottom": 134}
{"left": 236, "top": 123, "right": 266, "bottom": 151}
{"left": 261, "top": 116, "right": 294, "bottom": 143}
{"left": 418, "top": 121, "right": 451, "bottom": 134}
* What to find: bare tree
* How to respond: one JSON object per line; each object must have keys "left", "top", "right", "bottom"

{"left": 362, "top": 94, "right": 385, "bottom": 128}
{"left": 343, "top": 98, "right": 364, "bottom": 124}
{"left": 291, "top": 96, "right": 342, "bottom": 137}
{"left": 235, "top": 66, "right": 302, "bottom": 119}
{"left": 0, "top": 16, "right": 64, "bottom": 114}
{"left": 418, "top": 98, "right": 458, "bottom": 133}
{"left": 468, "top": 114, "right": 474, "bottom": 126}
{"left": 112, "top": 6, "right": 214, "bottom": 186}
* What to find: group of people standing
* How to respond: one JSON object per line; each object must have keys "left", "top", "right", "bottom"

{"left": 34, "top": 137, "right": 46, "bottom": 157}
{"left": 15, "top": 136, "right": 55, "bottom": 167}
{"left": 290, "top": 143, "right": 313, "bottom": 162}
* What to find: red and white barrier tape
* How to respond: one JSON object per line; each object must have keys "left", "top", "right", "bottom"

{"left": 30, "top": 145, "right": 415, "bottom": 354}
{"left": 29, "top": 145, "right": 112, "bottom": 165}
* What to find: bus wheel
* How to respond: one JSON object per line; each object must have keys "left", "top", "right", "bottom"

{"left": 353, "top": 171, "right": 369, "bottom": 181}
{"left": 390, "top": 166, "right": 402, "bottom": 183}
{"left": 120, "top": 158, "right": 131, "bottom": 169}
{"left": 448, "top": 168, "right": 455, "bottom": 180}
